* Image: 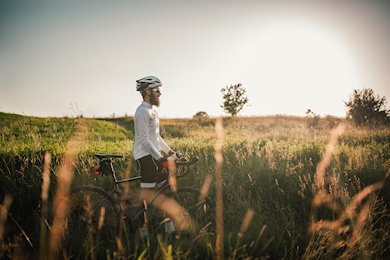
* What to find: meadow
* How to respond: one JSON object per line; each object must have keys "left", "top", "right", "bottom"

{"left": 0, "top": 111, "right": 389, "bottom": 259}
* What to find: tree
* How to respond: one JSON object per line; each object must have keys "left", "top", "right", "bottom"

{"left": 220, "top": 83, "right": 248, "bottom": 116}
{"left": 345, "top": 88, "right": 389, "bottom": 126}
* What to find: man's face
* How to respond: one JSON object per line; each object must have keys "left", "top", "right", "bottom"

{"left": 149, "top": 87, "right": 161, "bottom": 107}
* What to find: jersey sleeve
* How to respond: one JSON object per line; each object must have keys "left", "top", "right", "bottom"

{"left": 159, "top": 136, "right": 171, "bottom": 155}
{"left": 135, "top": 109, "right": 163, "bottom": 160}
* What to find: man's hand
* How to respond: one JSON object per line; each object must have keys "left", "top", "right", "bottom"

{"left": 168, "top": 150, "right": 183, "bottom": 160}
{"left": 172, "top": 152, "right": 183, "bottom": 160}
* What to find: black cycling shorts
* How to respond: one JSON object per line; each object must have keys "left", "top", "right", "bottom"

{"left": 136, "top": 155, "right": 167, "bottom": 188}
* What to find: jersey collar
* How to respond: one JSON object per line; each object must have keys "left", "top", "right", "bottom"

{"left": 142, "top": 101, "right": 153, "bottom": 108}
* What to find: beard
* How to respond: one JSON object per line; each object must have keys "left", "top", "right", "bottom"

{"left": 150, "top": 94, "right": 160, "bottom": 107}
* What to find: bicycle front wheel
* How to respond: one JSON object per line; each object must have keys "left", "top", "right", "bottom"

{"left": 174, "top": 187, "right": 214, "bottom": 237}
{"left": 64, "top": 186, "right": 120, "bottom": 259}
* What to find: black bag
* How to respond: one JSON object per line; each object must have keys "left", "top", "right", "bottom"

{"left": 98, "top": 160, "right": 112, "bottom": 176}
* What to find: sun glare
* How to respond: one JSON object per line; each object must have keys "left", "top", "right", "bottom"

{"left": 260, "top": 22, "right": 358, "bottom": 86}
{"left": 244, "top": 21, "right": 360, "bottom": 115}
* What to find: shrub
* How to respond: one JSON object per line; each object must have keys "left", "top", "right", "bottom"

{"left": 345, "top": 88, "right": 389, "bottom": 126}
{"left": 193, "top": 111, "right": 209, "bottom": 119}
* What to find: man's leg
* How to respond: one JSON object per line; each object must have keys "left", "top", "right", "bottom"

{"left": 137, "top": 156, "right": 158, "bottom": 238}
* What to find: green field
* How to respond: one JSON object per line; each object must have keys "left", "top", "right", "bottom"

{"left": 0, "top": 111, "right": 389, "bottom": 259}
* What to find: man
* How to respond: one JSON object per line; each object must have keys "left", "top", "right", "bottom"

{"left": 133, "top": 76, "right": 175, "bottom": 188}
{"left": 133, "top": 76, "right": 176, "bottom": 235}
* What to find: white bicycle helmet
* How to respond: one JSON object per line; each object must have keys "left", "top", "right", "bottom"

{"left": 136, "top": 76, "right": 162, "bottom": 91}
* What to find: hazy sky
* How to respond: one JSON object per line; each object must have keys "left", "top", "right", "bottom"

{"left": 0, "top": 0, "right": 389, "bottom": 118}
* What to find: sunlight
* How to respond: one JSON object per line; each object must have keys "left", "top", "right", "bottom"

{"left": 244, "top": 21, "right": 360, "bottom": 115}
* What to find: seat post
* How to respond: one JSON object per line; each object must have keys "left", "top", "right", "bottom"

{"left": 108, "top": 159, "right": 120, "bottom": 187}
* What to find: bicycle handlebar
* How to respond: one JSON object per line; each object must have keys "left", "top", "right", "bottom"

{"left": 175, "top": 156, "right": 199, "bottom": 167}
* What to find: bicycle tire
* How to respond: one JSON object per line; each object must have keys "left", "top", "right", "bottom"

{"left": 171, "top": 187, "right": 214, "bottom": 257}
{"left": 175, "top": 187, "right": 213, "bottom": 234}
{"left": 64, "top": 186, "right": 120, "bottom": 259}
{"left": 146, "top": 187, "right": 214, "bottom": 235}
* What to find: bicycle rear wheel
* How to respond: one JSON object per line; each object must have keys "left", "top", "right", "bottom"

{"left": 64, "top": 187, "right": 119, "bottom": 259}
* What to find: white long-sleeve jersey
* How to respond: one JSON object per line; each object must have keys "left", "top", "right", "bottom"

{"left": 133, "top": 102, "right": 170, "bottom": 160}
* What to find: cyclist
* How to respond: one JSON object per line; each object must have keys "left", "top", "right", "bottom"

{"left": 134, "top": 76, "right": 176, "bottom": 187}
{"left": 133, "top": 76, "right": 176, "bottom": 235}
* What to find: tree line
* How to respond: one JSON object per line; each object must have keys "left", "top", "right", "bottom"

{"left": 214, "top": 84, "right": 389, "bottom": 127}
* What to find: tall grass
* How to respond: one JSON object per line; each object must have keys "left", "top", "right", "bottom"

{"left": 48, "top": 119, "right": 88, "bottom": 259}
{"left": 0, "top": 113, "right": 389, "bottom": 258}
{"left": 214, "top": 117, "right": 225, "bottom": 260}
{"left": 39, "top": 152, "right": 51, "bottom": 260}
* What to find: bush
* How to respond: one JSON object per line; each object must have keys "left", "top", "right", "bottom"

{"left": 193, "top": 111, "right": 209, "bottom": 119}
{"left": 345, "top": 88, "right": 390, "bottom": 126}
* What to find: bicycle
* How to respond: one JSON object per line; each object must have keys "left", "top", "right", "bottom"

{"left": 63, "top": 153, "right": 214, "bottom": 259}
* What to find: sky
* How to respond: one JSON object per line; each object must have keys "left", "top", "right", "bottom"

{"left": 0, "top": 0, "right": 389, "bottom": 118}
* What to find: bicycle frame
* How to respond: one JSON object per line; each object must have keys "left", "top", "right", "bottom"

{"left": 94, "top": 154, "right": 200, "bottom": 223}
{"left": 65, "top": 154, "right": 212, "bottom": 259}
{"left": 95, "top": 153, "right": 198, "bottom": 187}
